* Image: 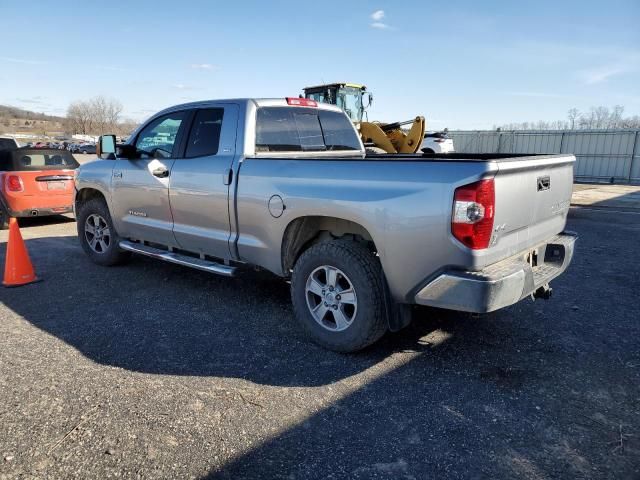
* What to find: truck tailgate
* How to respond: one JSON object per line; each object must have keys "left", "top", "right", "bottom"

{"left": 485, "top": 154, "right": 575, "bottom": 263}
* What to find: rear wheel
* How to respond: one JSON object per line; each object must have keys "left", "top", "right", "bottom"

{"left": 291, "top": 240, "right": 388, "bottom": 352}
{"left": 76, "top": 197, "right": 129, "bottom": 266}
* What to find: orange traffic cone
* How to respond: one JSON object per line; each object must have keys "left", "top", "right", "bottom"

{"left": 3, "top": 217, "right": 39, "bottom": 287}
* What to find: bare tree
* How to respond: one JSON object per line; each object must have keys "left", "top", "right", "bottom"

{"left": 116, "top": 118, "right": 139, "bottom": 136}
{"left": 567, "top": 108, "right": 580, "bottom": 129}
{"left": 610, "top": 105, "right": 624, "bottom": 129}
{"left": 66, "top": 96, "right": 123, "bottom": 135}
{"left": 592, "top": 106, "right": 610, "bottom": 129}
{"left": 496, "top": 105, "right": 638, "bottom": 131}
{"left": 66, "top": 100, "right": 94, "bottom": 134}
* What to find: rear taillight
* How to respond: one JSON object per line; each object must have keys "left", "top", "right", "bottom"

{"left": 6, "top": 174, "right": 24, "bottom": 192}
{"left": 286, "top": 97, "right": 317, "bottom": 107}
{"left": 451, "top": 179, "right": 495, "bottom": 250}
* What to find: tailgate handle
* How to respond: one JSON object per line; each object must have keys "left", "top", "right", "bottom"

{"left": 537, "top": 176, "right": 550, "bottom": 191}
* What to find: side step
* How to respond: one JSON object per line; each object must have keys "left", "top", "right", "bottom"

{"left": 119, "top": 240, "right": 236, "bottom": 277}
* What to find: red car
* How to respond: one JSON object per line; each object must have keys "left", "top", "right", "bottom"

{"left": 0, "top": 148, "right": 79, "bottom": 229}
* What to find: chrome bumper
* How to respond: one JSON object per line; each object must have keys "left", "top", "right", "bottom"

{"left": 414, "top": 231, "right": 577, "bottom": 313}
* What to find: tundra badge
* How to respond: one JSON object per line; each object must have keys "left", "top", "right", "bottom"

{"left": 128, "top": 210, "right": 147, "bottom": 217}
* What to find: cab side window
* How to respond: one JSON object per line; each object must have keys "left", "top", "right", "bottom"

{"left": 185, "top": 108, "right": 225, "bottom": 158}
{"left": 135, "top": 111, "right": 186, "bottom": 158}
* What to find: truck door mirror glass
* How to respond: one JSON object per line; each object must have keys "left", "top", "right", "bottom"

{"left": 98, "top": 135, "right": 116, "bottom": 159}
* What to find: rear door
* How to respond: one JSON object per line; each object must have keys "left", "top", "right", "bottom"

{"left": 110, "top": 110, "right": 189, "bottom": 246}
{"left": 168, "top": 104, "right": 238, "bottom": 260}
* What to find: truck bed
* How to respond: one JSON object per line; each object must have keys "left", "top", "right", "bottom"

{"left": 236, "top": 152, "right": 575, "bottom": 301}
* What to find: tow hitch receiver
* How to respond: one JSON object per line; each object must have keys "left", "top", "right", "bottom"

{"left": 532, "top": 284, "right": 553, "bottom": 300}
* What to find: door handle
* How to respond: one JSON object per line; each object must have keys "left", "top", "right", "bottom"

{"left": 152, "top": 167, "right": 169, "bottom": 178}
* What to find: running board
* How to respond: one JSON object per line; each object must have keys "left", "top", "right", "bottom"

{"left": 119, "top": 240, "right": 236, "bottom": 277}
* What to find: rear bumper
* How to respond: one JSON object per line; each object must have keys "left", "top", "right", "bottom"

{"left": 1, "top": 193, "right": 73, "bottom": 217}
{"left": 414, "top": 231, "right": 577, "bottom": 313}
{"left": 9, "top": 206, "right": 73, "bottom": 217}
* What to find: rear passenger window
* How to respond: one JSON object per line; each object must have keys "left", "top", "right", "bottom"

{"left": 185, "top": 109, "right": 224, "bottom": 158}
{"left": 256, "top": 107, "right": 361, "bottom": 153}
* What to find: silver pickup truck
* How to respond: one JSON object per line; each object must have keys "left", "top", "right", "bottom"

{"left": 74, "top": 98, "right": 576, "bottom": 352}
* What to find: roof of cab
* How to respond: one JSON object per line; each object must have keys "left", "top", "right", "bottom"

{"left": 304, "top": 83, "right": 366, "bottom": 90}
{"left": 154, "top": 98, "right": 345, "bottom": 118}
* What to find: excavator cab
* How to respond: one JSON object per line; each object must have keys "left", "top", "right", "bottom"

{"left": 302, "top": 82, "right": 425, "bottom": 154}
{"left": 303, "top": 83, "right": 371, "bottom": 123}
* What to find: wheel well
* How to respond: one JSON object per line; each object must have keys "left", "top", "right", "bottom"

{"left": 281, "top": 216, "right": 377, "bottom": 275}
{"left": 75, "top": 188, "right": 106, "bottom": 211}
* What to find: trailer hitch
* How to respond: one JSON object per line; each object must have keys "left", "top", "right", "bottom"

{"left": 532, "top": 284, "right": 553, "bottom": 300}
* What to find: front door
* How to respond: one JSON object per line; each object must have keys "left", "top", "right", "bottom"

{"left": 110, "top": 110, "right": 188, "bottom": 246}
{"left": 169, "top": 105, "right": 238, "bottom": 260}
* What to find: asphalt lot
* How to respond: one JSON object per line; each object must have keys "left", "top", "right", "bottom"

{"left": 0, "top": 206, "right": 639, "bottom": 479}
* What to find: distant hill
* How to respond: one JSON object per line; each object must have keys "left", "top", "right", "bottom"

{"left": 0, "top": 104, "right": 66, "bottom": 136}
{"left": 0, "top": 105, "right": 64, "bottom": 122}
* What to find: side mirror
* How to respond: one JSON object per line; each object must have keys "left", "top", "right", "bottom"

{"left": 98, "top": 134, "right": 116, "bottom": 160}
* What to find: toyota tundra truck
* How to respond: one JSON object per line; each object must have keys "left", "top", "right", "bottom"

{"left": 74, "top": 98, "right": 576, "bottom": 352}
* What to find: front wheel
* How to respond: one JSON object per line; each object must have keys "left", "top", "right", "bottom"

{"left": 76, "top": 197, "right": 130, "bottom": 266}
{"left": 291, "top": 240, "right": 388, "bottom": 352}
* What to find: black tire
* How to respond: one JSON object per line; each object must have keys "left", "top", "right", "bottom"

{"left": 291, "top": 240, "right": 388, "bottom": 352}
{"left": 0, "top": 206, "right": 9, "bottom": 230}
{"left": 76, "top": 197, "right": 130, "bottom": 266}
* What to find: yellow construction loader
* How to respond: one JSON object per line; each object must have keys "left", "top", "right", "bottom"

{"left": 303, "top": 82, "right": 425, "bottom": 154}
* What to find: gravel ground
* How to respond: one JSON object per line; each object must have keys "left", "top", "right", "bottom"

{"left": 0, "top": 208, "right": 639, "bottom": 479}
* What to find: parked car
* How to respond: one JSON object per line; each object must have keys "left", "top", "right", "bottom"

{"left": 0, "top": 148, "right": 79, "bottom": 229}
{"left": 75, "top": 98, "right": 576, "bottom": 352}
{"left": 72, "top": 144, "right": 96, "bottom": 154}
{"left": 0, "top": 136, "right": 19, "bottom": 151}
{"left": 421, "top": 131, "right": 455, "bottom": 154}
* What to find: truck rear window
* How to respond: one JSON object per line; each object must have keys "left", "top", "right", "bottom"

{"left": 256, "top": 107, "right": 361, "bottom": 152}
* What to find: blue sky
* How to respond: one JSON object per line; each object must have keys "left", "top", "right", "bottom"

{"left": 0, "top": 0, "right": 638, "bottom": 129}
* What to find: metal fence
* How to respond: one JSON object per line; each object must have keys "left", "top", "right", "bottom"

{"left": 448, "top": 129, "right": 640, "bottom": 184}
